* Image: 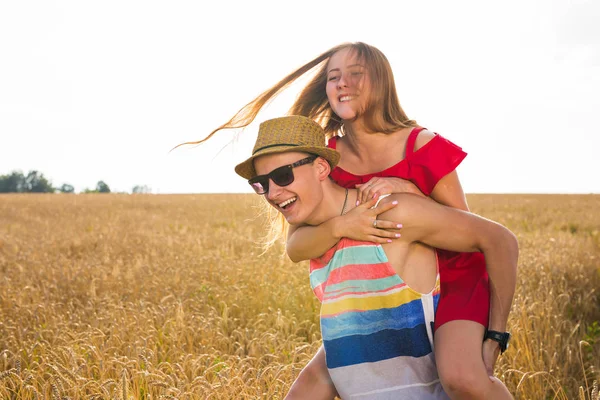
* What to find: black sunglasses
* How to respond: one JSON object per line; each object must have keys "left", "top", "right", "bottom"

{"left": 248, "top": 156, "right": 317, "bottom": 195}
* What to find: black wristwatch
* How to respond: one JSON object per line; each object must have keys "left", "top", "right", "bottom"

{"left": 484, "top": 329, "right": 511, "bottom": 354}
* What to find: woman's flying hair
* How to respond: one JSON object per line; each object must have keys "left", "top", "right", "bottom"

{"left": 178, "top": 42, "right": 416, "bottom": 149}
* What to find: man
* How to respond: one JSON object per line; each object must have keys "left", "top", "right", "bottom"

{"left": 235, "top": 116, "right": 517, "bottom": 399}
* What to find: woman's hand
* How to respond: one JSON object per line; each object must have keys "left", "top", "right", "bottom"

{"left": 335, "top": 195, "right": 403, "bottom": 244}
{"left": 356, "top": 177, "right": 424, "bottom": 205}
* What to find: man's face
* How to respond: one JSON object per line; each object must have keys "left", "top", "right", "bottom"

{"left": 253, "top": 151, "right": 323, "bottom": 225}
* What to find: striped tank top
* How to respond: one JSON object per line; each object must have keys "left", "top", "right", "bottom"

{"left": 310, "top": 238, "right": 449, "bottom": 399}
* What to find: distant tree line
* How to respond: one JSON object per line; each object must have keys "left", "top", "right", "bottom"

{"left": 0, "top": 170, "right": 151, "bottom": 194}
{"left": 0, "top": 171, "right": 56, "bottom": 193}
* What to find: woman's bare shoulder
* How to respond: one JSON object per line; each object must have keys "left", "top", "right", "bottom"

{"left": 414, "top": 128, "right": 437, "bottom": 150}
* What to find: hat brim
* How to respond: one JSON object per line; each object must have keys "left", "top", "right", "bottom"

{"left": 235, "top": 145, "right": 340, "bottom": 180}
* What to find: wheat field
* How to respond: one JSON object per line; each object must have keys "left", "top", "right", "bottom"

{"left": 0, "top": 193, "right": 598, "bottom": 399}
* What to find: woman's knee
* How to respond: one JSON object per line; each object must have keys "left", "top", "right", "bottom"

{"left": 440, "top": 368, "right": 490, "bottom": 399}
{"left": 435, "top": 321, "right": 490, "bottom": 398}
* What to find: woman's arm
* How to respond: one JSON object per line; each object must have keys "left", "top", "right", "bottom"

{"left": 429, "top": 170, "right": 469, "bottom": 211}
{"left": 286, "top": 221, "right": 342, "bottom": 263}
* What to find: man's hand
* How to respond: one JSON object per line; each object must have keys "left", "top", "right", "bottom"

{"left": 482, "top": 339, "right": 501, "bottom": 378}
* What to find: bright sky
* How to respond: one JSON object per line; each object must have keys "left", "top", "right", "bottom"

{"left": 1, "top": 0, "right": 598, "bottom": 194}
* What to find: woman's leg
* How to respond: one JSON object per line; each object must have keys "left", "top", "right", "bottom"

{"left": 285, "top": 345, "right": 338, "bottom": 400}
{"left": 435, "top": 320, "right": 513, "bottom": 400}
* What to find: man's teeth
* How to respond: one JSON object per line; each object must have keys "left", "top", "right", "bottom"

{"left": 340, "top": 95, "right": 356, "bottom": 102}
{"left": 278, "top": 197, "right": 297, "bottom": 208}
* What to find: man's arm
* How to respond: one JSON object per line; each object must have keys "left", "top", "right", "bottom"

{"left": 286, "top": 196, "right": 401, "bottom": 263}
{"left": 380, "top": 193, "right": 519, "bottom": 333}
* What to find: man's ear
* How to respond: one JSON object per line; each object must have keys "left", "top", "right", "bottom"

{"left": 315, "top": 157, "right": 331, "bottom": 181}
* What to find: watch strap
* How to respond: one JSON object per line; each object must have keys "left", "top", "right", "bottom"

{"left": 484, "top": 329, "right": 510, "bottom": 353}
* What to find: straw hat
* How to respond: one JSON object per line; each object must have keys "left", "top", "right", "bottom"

{"left": 235, "top": 116, "right": 340, "bottom": 180}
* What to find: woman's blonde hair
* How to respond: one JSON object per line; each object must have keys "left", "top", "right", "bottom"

{"left": 186, "top": 42, "right": 417, "bottom": 146}
{"left": 186, "top": 42, "right": 418, "bottom": 251}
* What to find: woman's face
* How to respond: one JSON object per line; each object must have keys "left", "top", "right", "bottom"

{"left": 325, "top": 48, "right": 371, "bottom": 121}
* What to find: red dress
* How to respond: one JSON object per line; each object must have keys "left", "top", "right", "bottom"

{"left": 328, "top": 128, "right": 489, "bottom": 330}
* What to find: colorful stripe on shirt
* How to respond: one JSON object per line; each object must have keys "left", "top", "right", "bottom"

{"left": 310, "top": 238, "right": 447, "bottom": 399}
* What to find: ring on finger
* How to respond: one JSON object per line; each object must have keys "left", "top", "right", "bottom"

{"left": 373, "top": 219, "right": 378, "bottom": 228}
